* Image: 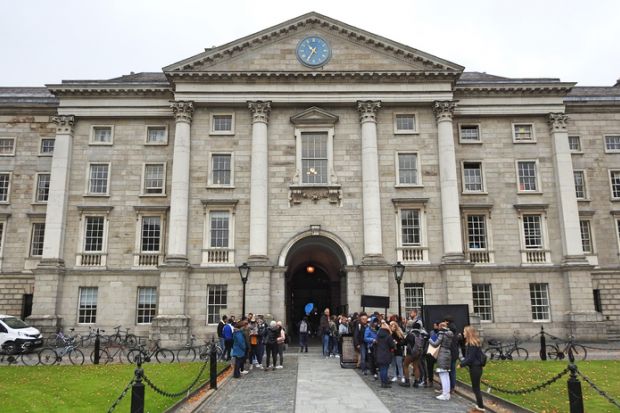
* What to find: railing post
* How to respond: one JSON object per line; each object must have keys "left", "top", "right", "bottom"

{"left": 131, "top": 355, "right": 145, "bottom": 413}
{"left": 567, "top": 363, "right": 584, "bottom": 413}
{"left": 210, "top": 336, "right": 218, "bottom": 390}
{"left": 540, "top": 325, "right": 547, "bottom": 361}
{"left": 93, "top": 328, "right": 100, "bottom": 365}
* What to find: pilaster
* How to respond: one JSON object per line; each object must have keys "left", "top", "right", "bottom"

{"left": 152, "top": 260, "right": 191, "bottom": 346}
{"left": 357, "top": 100, "right": 385, "bottom": 264}
{"left": 433, "top": 101, "right": 465, "bottom": 263}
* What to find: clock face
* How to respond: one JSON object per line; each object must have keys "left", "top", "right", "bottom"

{"left": 296, "top": 36, "right": 331, "bottom": 68}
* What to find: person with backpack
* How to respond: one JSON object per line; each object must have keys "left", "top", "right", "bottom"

{"left": 460, "top": 325, "right": 486, "bottom": 412}
{"left": 445, "top": 316, "right": 463, "bottom": 393}
{"left": 429, "top": 320, "right": 454, "bottom": 401}
{"left": 400, "top": 320, "right": 424, "bottom": 387}
{"left": 298, "top": 316, "right": 309, "bottom": 353}
{"left": 364, "top": 318, "right": 379, "bottom": 379}
{"left": 329, "top": 315, "right": 339, "bottom": 357}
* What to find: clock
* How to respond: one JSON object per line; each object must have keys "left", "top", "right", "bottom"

{"left": 296, "top": 36, "right": 331, "bottom": 68}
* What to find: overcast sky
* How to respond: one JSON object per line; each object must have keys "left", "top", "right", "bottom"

{"left": 1, "top": 0, "right": 618, "bottom": 87}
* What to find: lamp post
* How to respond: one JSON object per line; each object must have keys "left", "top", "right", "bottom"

{"left": 392, "top": 261, "right": 405, "bottom": 323}
{"left": 238, "top": 262, "right": 251, "bottom": 318}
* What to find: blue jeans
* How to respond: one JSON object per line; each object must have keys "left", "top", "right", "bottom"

{"left": 255, "top": 342, "right": 264, "bottom": 364}
{"left": 360, "top": 343, "right": 367, "bottom": 372}
{"left": 379, "top": 364, "right": 390, "bottom": 384}
{"left": 390, "top": 355, "right": 403, "bottom": 378}
{"left": 322, "top": 334, "right": 331, "bottom": 356}
{"left": 218, "top": 337, "right": 225, "bottom": 360}
{"left": 331, "top": 336, "right": 339, "bottom": 355}
{"left": 299, "top": 332, "right": 308, "bottom": 351}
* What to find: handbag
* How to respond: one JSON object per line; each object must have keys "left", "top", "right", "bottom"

{"left": 426, "top": 344, "right": 440, "bottom": 359}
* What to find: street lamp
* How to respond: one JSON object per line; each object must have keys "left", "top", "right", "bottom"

{"left": 238, "top": 262, "right": 251, "bottom": 318}
{"left": 392, "top": 261, "right": 405, "bottom": 323}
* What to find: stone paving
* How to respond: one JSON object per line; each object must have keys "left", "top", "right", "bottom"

{"left": 198, "top": 346, "right": 475, "bottom": 413}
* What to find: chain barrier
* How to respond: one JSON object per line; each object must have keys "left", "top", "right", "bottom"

{"left": 142, "top": 357, "right": 211, "bottom": 398}
{"left": 576, "top": 369, "right": 620, "bottom": 410}
{"left": 107, "top": 378, "right": 135, "bottom": 413}
{"left": 480, "top": 367, "right": 570, "bottom": 395}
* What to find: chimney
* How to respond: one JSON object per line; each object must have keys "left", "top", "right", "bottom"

{"left": 615, "top": 78, "right": 620, "bottom": 87}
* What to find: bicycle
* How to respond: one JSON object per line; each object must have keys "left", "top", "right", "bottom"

{"left": 176, "top": 335, "right": 200, "bottom": 362}
{"left": 198, "top": 338, "right": 223, "bottom": 361}
{"left": 545, "top": 335, "right": 587, "bottom": 361}
{"left": 38, "top": 336, "right": 85, "bottom": 365}
{"left": 484, "top": 334, "right": 529, "bottom": 361}
{"left": 89, "top": 337, "right": 131, "bottom": 364}
{"left": 107, "top": 325, "right": 138, "bottom": 347}
{"left": 1, "top": 340, "right": 40, "bottom": 365}
{"left": 127, "top": 339, "right": 174, "bottom": 364}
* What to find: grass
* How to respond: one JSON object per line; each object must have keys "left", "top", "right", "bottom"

{"left": 0, "top": 361, "right": 227, "bottom": 413}
{"left": 457, "top": 360, "right": 620, "bottom": 413}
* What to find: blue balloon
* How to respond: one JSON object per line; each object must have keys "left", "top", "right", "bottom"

{"left": 304, "top": 303, "right": 314, "bottom": 315}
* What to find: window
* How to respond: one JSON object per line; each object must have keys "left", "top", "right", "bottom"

{"left": 604, "top": 135, "right": 620, "bottom": 153}
{"left": 397, "top": 153, "right": 419, "bottom": 185}
{"left": 593, "top": 289, "right": 602, "bottom": 313}
{"left": 40, "top": 138, "right": 55, "bottom": 155}
{"left": 517, "top": 161, "right": 538, "bottom": 192}
{"left": 580, "top": 220, "right": 593, "bottom": 254}
{"left": 91, "top": 126, "right": 113, "bottom": 144}
{"left": 466, "top": 215, "right": 487, "bottom": 250}
{"left": 30, "top": 223, "right": 45, "bottom": 257}
{"left": 401, "top": 209, "right": 421, "bottom": 246}
{"left": 301, "top": 132, "right": 328, "bottom": 184}
{"left": 136, "top": 287, "right": 157, "bottom": 324}
{"left": 404, "top": 283, "right": 424, "bottom": 312}
{"left": 211, "top": 154, "right": 232, "bottom": 186}
{"left": 78, "top": 287, "right": 98, "bottom": 324}
{"left": 0, "top": 138, "right": 15, "bottom": 155}
{"left": 210, "top": 114, "right": 234, "bottom": 134}
{"left": 207, "top": 285, "right": 227, "bottom": 324}
{"left": 568, "top": 136, "right": 581, "bottom": 152}
{"left": 140, "top": 217, "right": 161, "bottom": 252}
{"left": 513, "top": 124, "right": 534, "bottom": 142}
{"left": 84, "top": 216, "right": 105, "bottom": 252}
{"left": 142, "top": 163, "right": 165, "bottom": 195}
{"left": 0, "top": 173, "right": 10, "bottom": 202}
{"left": 35, "top": 173, "right": 50, "bottom": 203}
{"left": 209, "top": 212, "right": 230, "bottom": 248}
{"left": 574, "top": 170, "right": 587, "bottom": 199}
{"left": 395, "top": 202, "right": 428, "bottom": 263}
{"left": 88, "top": 163, "right": 110, "bottom": 195}
{"left": 394, "top": 113, "right": 416, "bottom": 133}
{"left": 522, "top": 215, "right": 543, "bottom": 249}
{"left": 463, "top": 162, "right": 484, "bottom": 192}
{"left": 610, "top": 170, "right": 620, "bottom": 199}
{"left": 459, "top": 125, "right": 481, "bottom": 143}
{"left": 145, "top": 126, "right": 167, "bottom": 145}
{"left": 530, "top": 283, "right": 550, "bottom": 321}
{"left": 472, "top": 284, "right": 493, "bottom": 321}
{"left": 202, "top": 201, "right": 237, "bottom": 265}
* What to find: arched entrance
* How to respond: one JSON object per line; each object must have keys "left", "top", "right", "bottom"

{"left": 283, "top": 234, "right": 349, "bottom": 336}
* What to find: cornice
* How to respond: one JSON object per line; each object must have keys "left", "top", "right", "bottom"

{"left": 46, "top": 83, "right": 173, "bottom": 98}
{"left": 168, "top": 70, "right": 460, "bottom": 82}
{"left": 455, "top": 82, "right": 575, "bottom": 96}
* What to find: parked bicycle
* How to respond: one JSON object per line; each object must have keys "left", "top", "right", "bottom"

{"left": 89, "top": 337, "right": 131, "bottom": 364}
{"left": 1, "top": 340, "right": 39, "bottom": 365}
{"left": 38, "top": 335, "right": 85, "bottom": 365}
{"left": 198, "top": 338, "right": 223, "bottom": 361}
{"left": 107, "top": 325, "right": 138, "bottom": 347}
{"left": 127, "top": 339, "right": 174, "bottom": 364}
{"left": 546, "top": 335, "right": 587, "bottom": 361}
{"left": 484, "top": 334, "right": 529, "bottom": 361}
{"left": 176, "top": 335, "right": 200, "bottom": 362}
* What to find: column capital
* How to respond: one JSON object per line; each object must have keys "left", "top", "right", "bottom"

{"left": 248, "top": 100, "right": 271, "bottom": 123}
{"left": 51, "top": 115, "right": 75, "bottom": 134}
{"left": 548, "top": 112, "right": 569, "bottom": 133}
{"left": 171, "top": 100, "right": 194, "bottom": 123}
{"left": 433, "top": 100, "right": 456, "bottom": 122}
{"left": 357, "top": 100, "right": 381, "bottom": 123}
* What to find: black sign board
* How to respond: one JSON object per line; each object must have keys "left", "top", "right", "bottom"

{"left": 339, "top": 334, "right": 357, "bottom": 368}
{"left": 360, "top": 295, "right": 390, "bottom": 309}
{"left": 422, "top": 304, "right": 470, "bottom": 334}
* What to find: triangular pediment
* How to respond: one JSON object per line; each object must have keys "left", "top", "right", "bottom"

{"left": 290, "top": 107, "right": 339, "bottom": 125}
{"left": 164, "top": 12, "right": 463, "bottom": 76}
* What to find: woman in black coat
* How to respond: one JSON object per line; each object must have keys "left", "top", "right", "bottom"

{"left": 460, "top": 326, "right": 485, "bottom": 412}
{"left": 374, "top": 321, "right": 396, "bottom": 388}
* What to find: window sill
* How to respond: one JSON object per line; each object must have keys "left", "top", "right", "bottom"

{"left": 0, "top": 154, "right": 15, "bottom": 157}
{"left": 83, "top": 194, "right": 110, "bottom": 198}
{"left": 570, "top": 151, "right": 583, "bottom": 155}
{"left": 209, "top": 132, "right": 235, "bottom": 136}
{"left": 517, "top": 191, "right": 543, "bottom": 195}
{"left": 38, "top": 154, "right": 53, "bottom": 157}
{"left": 512, "top": 140, "right": 537, "bottom": 144}
{"left": 604, "top": 150, "right": 620, "bottom": 154}
{"left": 462, "top": 191, "right": 488, "bottom": 195}
{"left": 144, "top": 142, "right": 168, "bottom": 146}
{"left": 31, "top": 202, "right": 48, "bottom": 206}
{"left": 88, "top": 142, "right": 114, "bottom": 146}
{"left": 611, "top": 198, "right": 620, "bottom": 202}
{"left": 395, "top": 184, "right": 423, "bottom": 189}
{"left": 459, "top": 140, "right": 483, "bottom": 145}
{"left": 139, "top": 193, "right": 167, "bottom": 198}
{"left": 393, "top": 131, "right": 418, "bottom": 135}
{"left": 207, "top": 185, "right": 235, "bottom": 190}
{"left": 577, "top": 198, "right": 591, "bottom": 202}
{"left": 532, "top": 320, "right": 551, "bottom": 323}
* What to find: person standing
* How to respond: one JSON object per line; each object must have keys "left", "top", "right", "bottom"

{"left": 353, "top": 313, "right": 368, "bottom": 373}
{"left": 276, "top": 321, "right": 286, "bottom": 368}
{"left": 400, "top": 320, "right": 423, "bottom": 387}
{"left": 338, "top": 315, "right": 349, "bottom": 357}
{"left": 389, "top": 321, "right": 405, "bottom": 383}
{"left": 460, "top": 326, "right": 486, "bottom": 412}
{"left": 255, "top": 316, "right": 267, "bottom": 368}
{"left": 319, "top": 308, "right": 331, "bottom": 357}
{"left": 222, "top": 318, "right": 234, "bottom": 361}
{"left": 264, "top": 320, "right": 280, "bottom": 371}
{"left": 299, "top": 316, "right": 309, "bottom": 353}
{"left": 217, "top": 315, "right": 227, "bottom": 361}
{"left": 375, "top": 321, "right": 396, "bottom": 388}
{"left": 231, "top": 321, "right": 248, "bottom": 378}
{"left": 364, "top": 318, "right": 379, "bottom": 379}
{"left": 429, "top": 321, "right": 454, "bottom": 401}
{"left": 425, "top": 320, "right": 440, "bottom": 387}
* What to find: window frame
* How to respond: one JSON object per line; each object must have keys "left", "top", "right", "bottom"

{"left": 395, "top": 151, "right": 422, "bottom": 187}
{"left": 77, "top": 286, "right": 98, "bottom": 324}
{"left": 34, "top": 172, "right": 51, "bottom": 204}
{"left": 201, "top": 200, "right": 237, "bottom": 266}
{"left": 294, "top": 127, "right": 335, "bottom": 186}
{"left": 141, "top": 162, "right": 167, "bottom": 196}
{"left": 86, "top": 162, "right": 111, "bottom": 196}
{"left": 512, "top": 123, "right": 536, "bottom": 143}
{"left": 472, "top": 284, "right": 493, "bottom": 322}
{"left": 516, "top": 160, "right": 541, "bottom": 194}
{"left": 39, "top": 138, "right": 55, "bottom": 156}
{"left": 89, "top": 125, "right": 114, "bottom": 145}
{"left": 403, "top": 283, "right": 425, "bottom": 313}
{"left": 609, "top": 170, "right": 620, "bottom": 200}
{"left": 393, "top": 112, "right": 418, "bottom": 135}
{"left": 0, "top": 137, "right": 16, "bottom": 156}
{"left": 529, "top": 283, "right": 551, "bottom": 322}
{"left": 604, "top": 135, "right": 620, "bottom": 153}
{"left": 208, "top": 152, "right": 234, "bottom": 188}
{"left": 210, "top": 113, "right": 235, "bottom": 136}
{"left": 568, "top": 135, "right": 582, "bottom": 153}
{"left": 138, "top": 216, "right": 163, "bottom": 254}
{"left": 515, "top": 206, "right": 551, "bottom": 265}
{"left": 461, "top": 160, "right": 486, "bottom": 194}
{"left": 144, "top": 125, "right": 168, "bottom": 145}
{"left": 394, "top": 200, "right": 429, "bottom": 264}
{"left": 206, "top": 284, "right": 228, "bottom": 325}
{"left": 458, "top": 123, "right": 482, "bottom": 144}
{"left": 0, "top": 172, "right": 12, "bottom": 203}
{"left": 76, "top": 208, "right": 112, "bottom": 267}
{"left": 136, "top": 287, "right": 158, "bottom": 325}
{"left": 82, "top": 215, "right": 108, "bottom": 253}
{"left": 29, "top": 222, "right": 45, "bottom": 257}
{"left": 573, "top": 169, "right": 588, "bottom": 200}
{"left": 579, "top": 219, "right": 595, "bottom": 255}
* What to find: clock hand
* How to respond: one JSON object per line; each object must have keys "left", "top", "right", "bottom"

{"left": 307, "top": 47, "right": 316, "bottom": 61}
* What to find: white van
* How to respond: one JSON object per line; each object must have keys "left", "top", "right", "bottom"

{"left": 0, "top": 315, "right": 43, "bottom": 354}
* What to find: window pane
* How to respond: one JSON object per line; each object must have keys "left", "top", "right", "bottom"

{"left": 529, "top": 283, "right": 550, "bottom": 321}
{"left": 472, "top": 284, "right": 493, "bottom": 321}
{"left": 460, "top": 125, "right": 480, "bottom": 141}
{"left": 137, "top": 287, "right": 157, "bottom": 324}
{"left": 30, "top": 223, "right": 45, "bottom": 256}
{"left": 605, "top": 136, "right": 620, "bottom": 151}
{"left": 207, "top": 285, "right": 228, "bottom": 324}
{"left": 141, "top": 217, "right": 161, "bottom": 252}
{"left": 396, "top": 114, "right": 415, "bottom": 131}
{"left": 40, "top": 138, "right": 55, "bottom": 154}
{"left": 398, "top": 153, "right": 418, "bottom": 185}
{"left": 144, "top": 164, "right": 164, "bottom": 194}
{"left": 146, "top": 127, "right": 166, "bottom": 144}
{"left": 523, "top": 215, "right": 542, "bottom": 249}
{"left": 518, "top": 161, "right": 537, "bottom": 191}
{"left": 467, "top": 215, "right": 487, "bottom": 249}
{"left": 463, "top": 162, "right": 483, "bottom": 191}
{"left": 301, "top": 133, "right": 328, "bottom": 184}
{"left": 89, "top": 164, "right": 109, "bottom": 194}
{"left": 0, "top": 138, "right": 15, "bottom": 155}
{"left": 0, "top": 174, "right": 10, "bottom": 202}
{"left": 404, "top": 283, "right": 424, "bottom": 312}
{"left": 212, "top": 154, "right": 231, "bottom": 185}
{"left": 574, "top": 171, "right": 586, "bottom": 199}
{"left": 568, "top": 136, "right": 581, "bottom": 151}
{"left": 210, "top": 212, "right": 229, "bottom": 248}
{"left": 36, "top": 174, "right": 50, "bottom": 202}
{"left": 213, "top": 115, "right": 232, "bottom": 132}
{"left": 84, "top": 216, "right": 105, "bottom": 252}
{"left": 78, "top": 287, "right": 98, "bottom": 323}
{"left": 93, "top": 127, "right": 112, "bottom": 143}
{"left": 401, "top": 209, "right": 420, "bottom": 245}
{"left": 611, "top": 171, "right": 620, "bottom": 198}
{"left": 514, "top": 124, "right": 533, "bottom": 141}
{"left": 580, "top": 220, "right": 593, "bottom": 253}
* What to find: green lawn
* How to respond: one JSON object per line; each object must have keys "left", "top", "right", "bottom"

{"left": 457, "top": 360, "right": 620, "bottom": 413}
{"left": 0, "top": 361, "right": 227, "bottom": 413}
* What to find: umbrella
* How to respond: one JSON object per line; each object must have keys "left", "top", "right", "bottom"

{"left": 304, "top": 303, "right": 314, "bottom": 315}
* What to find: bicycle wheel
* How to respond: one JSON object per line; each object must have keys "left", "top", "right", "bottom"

{"left": 69, "top": 348, "right": 85, "bottom": 365}
{"left": 484, "top": 347, "right": 500, "bottom": 361}
{"left": 546, "top": 344, "right": 560, "bottom": 360}
{"left": 125, "top": 334, "right": 138, "bottom": 348}
{"left": 90, "top": 348, "right": 110, "bottom": 364}
{"left": 570, "top": 344, "right": 587, "bottom": 361}
{"left": 176, "top": 347, "right": 196, "bottom": 362}
{"left": 155, "top": 348, "right": 175, "bottom": 363}
{"left": 126, "top": 349, "right": 143, "bottom": 364}
{"left": 20, "top": 351, "right": 40, "bottom": 366}
{"left": 509, "top": 347, "right": 529, "bottom": 361}
{"left": 39, "top": 348, "right": 58, "bottom": 365}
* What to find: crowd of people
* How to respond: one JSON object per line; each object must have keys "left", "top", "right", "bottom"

{"left": 216, "top": 308, "right": 485, "bottom": 413}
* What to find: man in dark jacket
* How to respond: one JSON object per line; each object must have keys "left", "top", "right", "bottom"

{"left": 217, "top": 315, "right": 228, "bottom": 361}
{"left": 375, "top": 321, "right": 396, "bottom": 388}
{"left": 353, "top": 313, "right": 368, "bottom": 373}
{"left": 222, "top": 318, "right": 234, "bottom": 361}
{"left": 319, "top": 308, "right": 331, "bottom": 357}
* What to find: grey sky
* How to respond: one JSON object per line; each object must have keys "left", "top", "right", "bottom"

{"left": 1, "top": 0, "right": 618, "bottom": 87}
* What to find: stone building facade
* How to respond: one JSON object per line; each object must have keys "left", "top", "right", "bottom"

{"left": 0, "top": 12, "right": 618, "bottom": 343}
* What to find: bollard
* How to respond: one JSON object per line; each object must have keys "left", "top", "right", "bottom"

{"left": 210, "top": 336, "right": 217, "bottom": 390}
{"left": 567, "top": 363, "right": 584, "bottom": 413}
{"left": 93, "top": 328, "right": 100, "bottom": 365}
{"left": 131, "top": 354, "right": 145, "bottom": 413}
{"left": 540, "top": 325, "right": 547, "bottom": 361}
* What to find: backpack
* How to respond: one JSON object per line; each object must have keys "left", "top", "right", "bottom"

{"left": 299, "top": 321, "right": 308, "bottom": 333}
{"left": 479, "top": 347, "right": 487, "bottom": 367}
{"left": 407, "top": 331, "right": 424, "bottom": 358}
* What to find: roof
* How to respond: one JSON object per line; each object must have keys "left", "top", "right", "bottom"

{"left": 59, "top": 72, "right": 168, "bottom": 84}
{"left": 0, "top": 87, "right": 58, "bottom": 106}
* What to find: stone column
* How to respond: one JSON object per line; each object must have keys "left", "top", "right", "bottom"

{"left": 433, "top": 101, "right": 464, "bottom": 262}
{"left": 167, "top": 101, "right": 194, "bottom": 262}
{"left": 248, "top": 101, "right": 271, "bottom": 263}
{"left": 357, "top": 101, "right": 384, "bottom": 263}
{"left": 28, "top": 115, "right": 75, "bottom": 334}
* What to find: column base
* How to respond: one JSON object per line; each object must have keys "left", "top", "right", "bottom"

{"left": 441, "top": 253, "right": 466, "bottom": 264}
{"left": 561, "top": 255, "right": 590, "bottom": 266}
{"left": 567, "top": 312, "right": 606, "bottom": 341}
{"left": 26, "top": 315, "right": 62, "bottom": 336}
{"left": 361, "top": 254, "right": 386, "bottom": 265}
{"left": 150, "top": 315, "right": 190, "bottom": 347}
{"left": 163, "top": 255, "right": 189, "bottom": 267}
{"left": 247, "top": 255, "right": 271, "bottom": 265}
{"left": 36, "top": 258, "right": 65, "bottom": 269}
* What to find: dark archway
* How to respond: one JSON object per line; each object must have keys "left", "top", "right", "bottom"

{"left": 284, "top": 235, "right": 347, "bottom": 336}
